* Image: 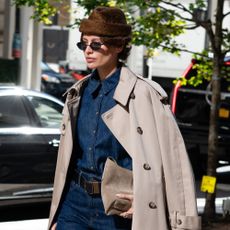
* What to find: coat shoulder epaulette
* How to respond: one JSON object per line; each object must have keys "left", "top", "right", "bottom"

{"left": 136, "top": 75, "right": 168, "bottom": 103}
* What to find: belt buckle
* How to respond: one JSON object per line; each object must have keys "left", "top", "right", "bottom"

{"left": 85, "top": 181, "right": 94, "bottom": 195}
{"left": 85, "top": 181, "right": 100, "bottom": 195}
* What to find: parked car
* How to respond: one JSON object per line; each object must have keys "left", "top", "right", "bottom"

{"left": 69, "top": 69, "right": 90, "bottom": 81}
{"left": 41, "top": 62, "right": 76, "bottom": 101}
{"left": 171, "top": 56, "right": 230, "bottom": 180}
{"left": 0, "top": 86, "right": 64, "bottom": 183}
{"left": 0, "top": 87, "right": 64, "bottom": 208}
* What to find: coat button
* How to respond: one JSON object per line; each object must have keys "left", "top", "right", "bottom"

{"left": 137, "top": 127, "right": 143, "bottom": 134}
{"left": 149, "top": 202, "right": 157, "bottom": 209}
{"left": 143, "top": 163, "right": 151, "bottom": 170}
{"left": 177, "top": 219, "right": 182, "bottom": 225}
{"left": 130, "top": 92, "right": 135, "bottom": 99}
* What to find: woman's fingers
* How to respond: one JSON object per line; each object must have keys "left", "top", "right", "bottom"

{"left": 116, "top": 193, "right": 134, "bottom": 219}
{"left": 51, "top": 223, "right": 57, "bottom": 230}
{"left": 116, "top": 193, "right": 133, "bottom": 201}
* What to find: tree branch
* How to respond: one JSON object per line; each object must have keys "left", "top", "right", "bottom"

{"left": 157, "top": 4, "right": 194, "bottom": 22}
{"left": 184, "top": 24, "right": 200, "bottom": 30}
{"left": 160, "top": 0, "right": 193, "bottom": 16}
{"left": 159, "top": 44, "right": 210, "bottom": 57}
{"left": 224, "top": 49, "right": 230, "bottom": 56}
{"left": 223, "top": 11, "right": 230, "bottom": 18}
{"left": 198, "top": 20, "right": 216, "bottom": 52}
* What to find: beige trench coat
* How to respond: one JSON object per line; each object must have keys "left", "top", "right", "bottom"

{"left": 48, "top": 66, "right": 201, "bottom": 230}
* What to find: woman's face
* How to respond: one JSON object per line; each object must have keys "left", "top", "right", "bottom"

{"left": 82, "top": 35, "right": 121, "bottom": 70}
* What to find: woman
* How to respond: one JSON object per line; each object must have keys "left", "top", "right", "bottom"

{"left": 48, "top": 6, "right": 201, "bottom": 230}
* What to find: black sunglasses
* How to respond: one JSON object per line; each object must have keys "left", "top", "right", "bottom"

{"left": 76, "top": 41, "right": 104, "bottom": 51}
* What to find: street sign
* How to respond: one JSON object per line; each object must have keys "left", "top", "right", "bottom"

{"left": 201, "top": 175, "right": 216, "bottom": 194}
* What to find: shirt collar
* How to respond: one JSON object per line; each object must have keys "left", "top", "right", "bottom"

{"left": 88, "top": 68, "right": 121, "bottom": 95}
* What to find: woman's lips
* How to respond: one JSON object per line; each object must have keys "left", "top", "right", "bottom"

{"left": 86, "top": 58, "right": 95, "bottom": 63}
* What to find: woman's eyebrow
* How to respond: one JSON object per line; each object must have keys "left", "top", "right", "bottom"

{"left": 82, "top": 38, "right": 101, "bottom": 42}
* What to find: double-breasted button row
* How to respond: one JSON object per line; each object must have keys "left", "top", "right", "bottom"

{"left": 143, "top": 163, "right": 151, "bottom": 170}
{"left": 137, "top": 127, "right": 143, "bottom": 134}
{"left": 177, "top": 219, "right": 182, "bottom": 225}
{"left": 149, "top": 202, "right": 157, "bottom": 209}
{"left": 169, "top": 217, "right": 182, "bottom": 226}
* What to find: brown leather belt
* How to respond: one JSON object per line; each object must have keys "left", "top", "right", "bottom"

{"left": 74, "top": 170, "right": 101, "bottom": 195}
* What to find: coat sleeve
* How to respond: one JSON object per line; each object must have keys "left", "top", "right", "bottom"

{"left": 149, "top": 88, "right": 201, "bottom": 230}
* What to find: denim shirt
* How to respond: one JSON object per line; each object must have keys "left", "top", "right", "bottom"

{"left": 75, "top": 68, "right": 132, "bottom": 181}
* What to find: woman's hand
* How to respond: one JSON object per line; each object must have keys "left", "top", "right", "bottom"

{"left": 116, "top": 193, "right": 134, "bottom": 219}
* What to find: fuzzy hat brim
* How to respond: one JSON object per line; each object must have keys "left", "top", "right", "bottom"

{"left": 79, "top": 7, "right": 132, "bottom": 38}
{"left": 80, "top": 19, "right": 131, "bottom": 37}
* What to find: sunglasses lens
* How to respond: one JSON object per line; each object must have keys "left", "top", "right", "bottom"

{"left": 77, "top": 42, "right": 103, "bottom": 51}
{"left": 77, "top": 42, "right": 86, "bottom": 50}
{"left": 90, "top": 42, "right": 102, "bottom": 51}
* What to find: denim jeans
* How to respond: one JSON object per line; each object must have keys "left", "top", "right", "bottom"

{"left": 56, "top": 180, "right": 132, "bottom": 230}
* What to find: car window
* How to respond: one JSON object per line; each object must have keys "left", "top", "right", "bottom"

{"left": 175, "top": 90, "right": 210, "bottom": 125}
{"left": 184, "top": 64, "right": 230, "bottom": 92}
{"left": 27, "top": 96, "right": 63, "bottom": 128}
{"left": 175, "top": 63, "right": 230, "bottom": 125}
{"left": 0, "top": 95, "right": 31, "bottom": 127}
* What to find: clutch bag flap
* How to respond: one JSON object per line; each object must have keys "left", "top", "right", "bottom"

{"left": 101, "top": 157, "right": 133, "bottom": 215}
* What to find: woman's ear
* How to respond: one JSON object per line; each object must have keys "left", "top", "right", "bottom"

{"left": 115, "top": 46, "right": 123, "bottom": 54}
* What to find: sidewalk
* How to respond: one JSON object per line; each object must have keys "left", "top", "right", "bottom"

{"left": 0, "top": 219, "right": 48, "bottom": 230}
{"left": 203, "top": 222, "right": 230, "bottom": 230}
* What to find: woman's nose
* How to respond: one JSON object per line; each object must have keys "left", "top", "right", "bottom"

{"left": 84, "top": 45, "right": 93, "bottom": 53}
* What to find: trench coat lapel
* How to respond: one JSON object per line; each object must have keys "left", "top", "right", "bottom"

{"left": 66, "top": 77, "right": 89, "bottom": 138}
{"left": 113, "top": 67, "right": 137, "bottom": 107}
{"left": 102, "top": 67, "right": 137, "bottom": 157}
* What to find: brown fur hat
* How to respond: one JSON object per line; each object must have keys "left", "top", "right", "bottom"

{"left": 79, "top": 6, "right": 131, "bottom": 37}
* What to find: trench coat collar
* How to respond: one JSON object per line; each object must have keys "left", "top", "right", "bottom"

{"left": 66, "top": 66, "right": 137, "bottom": 106}
{"left": 113, "top": 66, "right": 137, "bottom": 106}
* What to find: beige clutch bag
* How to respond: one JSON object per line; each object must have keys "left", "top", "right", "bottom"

{"left": 101, "top": 157, "right": 133, "bottom": 215}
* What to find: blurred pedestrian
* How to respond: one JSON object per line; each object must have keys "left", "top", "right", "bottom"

{"left": 48, "top": 6, "right": 201, "bottom": 230}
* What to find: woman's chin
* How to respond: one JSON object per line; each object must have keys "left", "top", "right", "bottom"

{"left": 87, "top": 63, "right": 97, "bottom": 69}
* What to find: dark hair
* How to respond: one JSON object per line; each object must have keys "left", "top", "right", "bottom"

{"left": 101, "top": 36, "right": 132, "bottom": 62}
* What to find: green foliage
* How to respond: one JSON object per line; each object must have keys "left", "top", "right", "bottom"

{"left": 174, "top": 52, "right": 230, "bottom": 87}
{"left": 12, "top": 0, "right": 230, "bottom": 88}
{"left": 75, "top": 0, "right": 187, "bottom": 54}
{"left": 13, "top": 0, "right": 59, "bottom": 24}
{"left": 173, "top": 51, "right": 213, "bottom": 87}
{"left": 189, "top": 0, "right": 207, "bottom": 11}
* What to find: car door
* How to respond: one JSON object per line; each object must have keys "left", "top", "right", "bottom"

{"left": 24, "top": 94, "right": 63, "bottom": 184}
{"left": 0, "top": 94, "right": 47, "bottom": 183}
{"left": 0, "top": 94, "right": 63, "bottom": 184}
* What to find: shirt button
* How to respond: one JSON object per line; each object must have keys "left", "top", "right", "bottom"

{"left": 93, "top": 130, "right": 96, "bottom": 134}
{"left": 89, "top": 147, "right": 92, "bottom": 151}
{"left": 96, "top": 111, "right": 99, "bottom": 115}
{"left": 137, "top": 127, "right": 143, "bottom": 134}
{"left": 90, "top": 166, "right": 94, "bottom": 170}
{"left": 143, "top": 163, "right": 151, "bottom": 170}
{"left": 99, "top": 94, "right": 103, "bottom": 97}
{"left": 149, "top": 202, "right": 157, "bottom": 209}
